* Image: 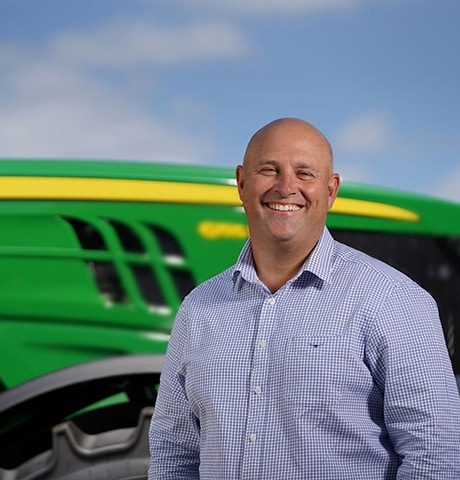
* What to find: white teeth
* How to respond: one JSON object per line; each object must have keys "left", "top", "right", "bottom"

{"left": 267, "top": 203, "right": 300, "bottom": 211}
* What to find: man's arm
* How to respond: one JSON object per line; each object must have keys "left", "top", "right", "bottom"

{"left": 369, "top": 283, "right": 460, "bottom": 479}
{"left": 148, "top": 304, "right": 200, "bottom": 480}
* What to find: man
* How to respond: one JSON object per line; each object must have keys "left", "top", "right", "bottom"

{"left": 149, "top": 118, "right": 460, "bottom": 479}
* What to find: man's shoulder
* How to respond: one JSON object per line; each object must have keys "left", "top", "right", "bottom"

{"left": 332, "top": 239, "right": 417, "bottom": 288}
{"left": 185, "top": 265, "right": 235, "bottom": 300}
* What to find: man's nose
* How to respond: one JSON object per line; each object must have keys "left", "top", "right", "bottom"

{"left": 274, "top": 172, "right": 296, "bottom": 196}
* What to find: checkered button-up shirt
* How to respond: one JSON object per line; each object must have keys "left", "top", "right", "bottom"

{"left": 149, "top": 228, "right": 460, "bottom": 479}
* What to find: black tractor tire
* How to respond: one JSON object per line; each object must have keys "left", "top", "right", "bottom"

{"left": 0, "top": 354, "right": 163, "bottom": 480}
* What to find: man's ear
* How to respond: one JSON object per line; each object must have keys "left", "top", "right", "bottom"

{"left": 236, "top": 165, "right": 244, "bottom": 201}
{"left": 327, "top": 173, "right": 341, "bottom": 210}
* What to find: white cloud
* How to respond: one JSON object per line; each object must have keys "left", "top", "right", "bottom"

{"left": 430, "top": 165, "right": 460, "bottom": 203}
{"left": 50, "top": 20, "right": 252, "bottom": 69}
{"left": 168, "top": 0, "right": 362, "bottom": 16}
{"left": 0, "top": 18, "right": 250, "bottom": 162}
{"left": 334, "top": 162, "right": 375, "bottom": 185}
{"left": 0, "top": 88, "right": 216, "bottom": 163}
{"left": 334, "top": 113, "right": 391, "bottom": 154}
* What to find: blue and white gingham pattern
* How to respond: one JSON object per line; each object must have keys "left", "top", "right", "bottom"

{"left": 149, "top": 228, "right": 460, "bottom": 479}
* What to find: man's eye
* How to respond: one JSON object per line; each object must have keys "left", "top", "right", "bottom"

{"left": 261, "top": 167, "right": 276, "bottom": 174}
{"left": 298, "top": 171, "right": 312, "bottom": 178}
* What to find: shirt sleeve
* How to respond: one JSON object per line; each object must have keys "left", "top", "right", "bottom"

{"left": 367, "top": 281, "right": 460, "bottom": 479}
{"left": 148, "top": 302, "right": 200, "bottom": 480}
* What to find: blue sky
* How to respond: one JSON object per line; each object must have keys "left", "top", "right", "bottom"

{"left": 1, "top": 0, "right": 459, "bottom": 201}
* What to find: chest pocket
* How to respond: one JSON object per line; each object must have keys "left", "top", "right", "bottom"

{"left": 283, "top": 335, "right": 348, "bottom": 415}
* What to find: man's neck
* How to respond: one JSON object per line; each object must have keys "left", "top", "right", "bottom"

{"left": 251, "top": 240, "right": 317, "bottom": 293}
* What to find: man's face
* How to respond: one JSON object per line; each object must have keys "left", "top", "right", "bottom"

{"left": 236, "top": 121, "right": 340, "bottom": 249}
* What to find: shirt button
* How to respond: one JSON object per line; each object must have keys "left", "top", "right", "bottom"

{"left": 250, "top": 434, "right": 257, "bottom": 442}
{"left": 259, "top": 339, "right": 267, "bottom": 348}
{"left": 254, "top": 386, "right": 262, "bottom": 395}
{"left": 267, "top": 297, "right": 275, "bottom": 305}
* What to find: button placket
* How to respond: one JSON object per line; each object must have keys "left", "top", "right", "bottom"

{"left": 242, "top": 293, "right": 278, "bottom": 478}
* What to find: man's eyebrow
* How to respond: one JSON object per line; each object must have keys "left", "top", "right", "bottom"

{"left": 295, "top": 163, "right": 318, "bottom": 170}
{"left": 255, "top": 159, "right": 277, "bottom": 165}
{"left": 254, "top": 159, "right": 321, "bottom": 174}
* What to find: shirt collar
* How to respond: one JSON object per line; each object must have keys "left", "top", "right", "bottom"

{"left": 302, "top": 227, "right": 334, "bottom": 284}
{"left": 232, "top": 227, "right": 335, "bottom": 287}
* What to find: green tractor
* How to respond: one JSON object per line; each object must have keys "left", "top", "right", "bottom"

{"left": 1, "top": 160, "right": 459, "bottom": 479}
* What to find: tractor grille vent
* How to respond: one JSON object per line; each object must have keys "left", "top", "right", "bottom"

{"left": 64, "top": 217, "right": 195, "bottom": 311}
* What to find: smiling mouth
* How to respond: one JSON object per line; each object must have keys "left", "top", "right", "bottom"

{"left": 266, "top": 202, "right": 302, "bottom": 212}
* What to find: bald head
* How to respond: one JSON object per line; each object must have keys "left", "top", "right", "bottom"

{"left": 243, "top": 117, "right": 333, "bottom": 171}
{"left": 236, "top": 117, "right": 340, "bottom": 287}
